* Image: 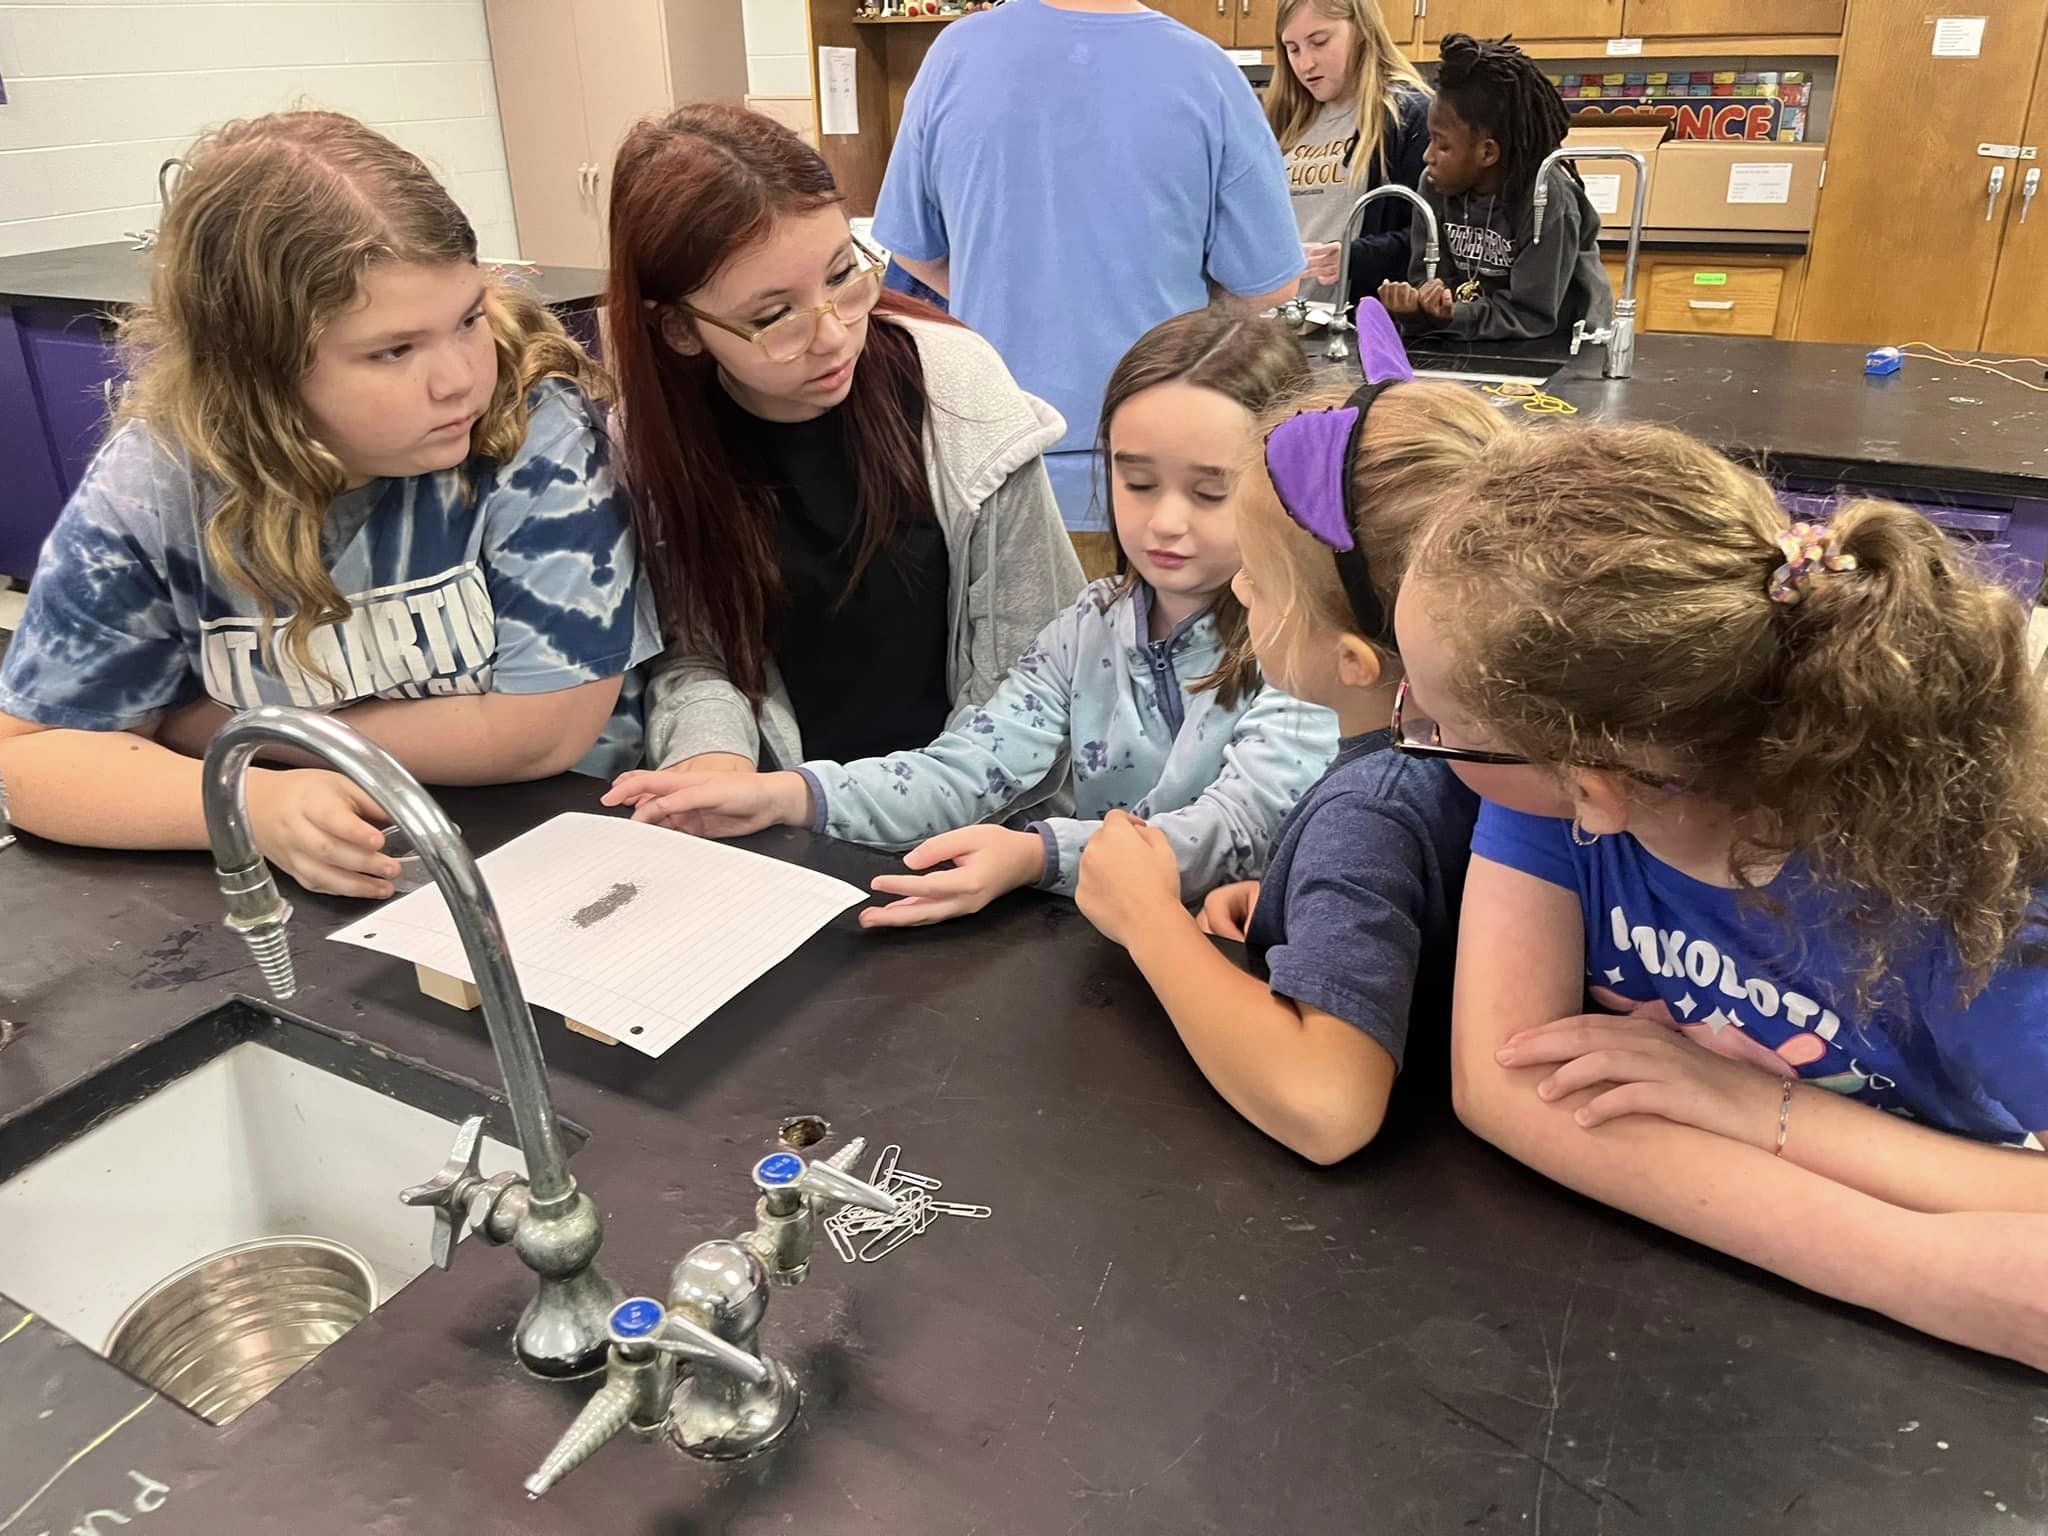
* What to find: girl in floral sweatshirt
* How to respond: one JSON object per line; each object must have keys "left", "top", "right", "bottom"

{"left": 605, "top": 309, "right": 1338, "bottom": 927}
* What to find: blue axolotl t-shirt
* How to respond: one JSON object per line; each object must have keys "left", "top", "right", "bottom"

{"left": 0, "top": 380, "right": 660, "bottom": 777}
{"left": 1474, "top": 802, "right": 2048, "bottom": 1146}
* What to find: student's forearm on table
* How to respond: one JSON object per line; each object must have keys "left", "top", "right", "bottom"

{"left": 0, "top": 728, "right": 218, "bottom": 847}
{"left": 1454, "top": 1057, "right": 2048, "bottom": 1370}
{"left": 1774, "top": 1083, "right": 2048, "bottom": 1215}
{"left": 1127, "top": 916, "right": 1390, "bottom": 1164}
{"left": 339, "top": 683, "right": 619, "bottom": 784}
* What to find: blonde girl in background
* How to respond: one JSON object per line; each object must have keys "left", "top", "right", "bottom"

{"left": 607, "top": 309, "right": 1338, "bottom": 929}
{"left": 1396, "top": 421, "right": 2048, "bottom": 1370}
{"left": 1076, "top": 310, "right": 1490, "bottom": 1164}
{"left": 0, "top": 111, "right": 657, "bottom": 900}
{"left": 1268, "top": 0, "right": 1431, "bottom": 308}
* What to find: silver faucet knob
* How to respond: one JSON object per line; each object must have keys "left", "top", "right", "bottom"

{"left": 752, "top": 1152, "right": 900, "bottom": 1215}
{"left": 400, "top": 1114, "right": 488, "bottom": 1269}
{"left": 620, "top": 1297, "right": 772, "bottom": 1386}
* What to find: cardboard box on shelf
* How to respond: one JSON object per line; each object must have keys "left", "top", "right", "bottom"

{"left": 1560, "top": 124, "right": 1668, "bottom": 224}
{"left": 1646, "top": 142, "right": 1823, "bottom": 231}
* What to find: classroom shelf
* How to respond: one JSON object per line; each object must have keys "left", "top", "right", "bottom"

{"left": 851, "top": 12, "right": 962, "bottom": 22}
{"left": 1405, "top": 34, "right": 1841, "bottom": 61}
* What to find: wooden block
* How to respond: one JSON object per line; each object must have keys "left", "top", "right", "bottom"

{"left": 416, "top": 964, "right": 481, "bottom": 1012}
{"left": 563, "top": 1017, "right": 620, "bottom": 1047}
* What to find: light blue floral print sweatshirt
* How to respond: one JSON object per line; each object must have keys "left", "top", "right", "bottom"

{"left": 796, "top": 577, "right": 1339, "bottom": 902}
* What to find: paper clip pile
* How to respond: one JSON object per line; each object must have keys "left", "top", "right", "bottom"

{"left": 820, "top": 1143, "right": 991, "bottom": 1264}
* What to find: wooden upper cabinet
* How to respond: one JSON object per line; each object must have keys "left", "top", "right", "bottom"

{"left": 1619, "top": 0, "right": 1845, "bottom": 35}
{"left": 1379, "top": 0, "right": 1416, "bottom": 39}
{"left": 1240, "top": 0, "right": 1281, "bottom": 49}
{"left": 1151, "top": 0, "right": 1237, "bottom": 47}
{"left": 486, "top": 0, "right": 601, "bottom": 268}
{"left": 1800, "top": 0, "right": 2048, "bottom": 347}
{"left": 1421, "top": 0, "right": 1623, "bottom": 42}
{"left": 1981, "top": 26, "right": 2048, "bottom": 353}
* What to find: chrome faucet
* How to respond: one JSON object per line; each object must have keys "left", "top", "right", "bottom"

{"left": 1531, "top": 147, "right": 1648, "bottom": 380}
{"left": 200, "top": 706, "right": 619, "bottom": 1378}
{"left": 126, "top": 159, "right": 183, "bottom": 251}
{"left": 526, "top": 1138, "right": 901, "bottom": 1497}
{"left": 1325, "top": 183, "right": 1441, "bottom": 363}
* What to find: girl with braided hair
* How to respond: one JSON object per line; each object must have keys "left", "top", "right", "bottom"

{"left": 1379, "top": 33, "right": 1612, "bottom": 342}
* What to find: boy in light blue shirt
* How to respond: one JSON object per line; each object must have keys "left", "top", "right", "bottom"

{"left": 874, "top": 0, "right": 1304, "bottom": 529}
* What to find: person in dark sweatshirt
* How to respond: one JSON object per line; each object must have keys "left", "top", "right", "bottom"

{"left": 1379, "top": 34, "right": 1612, "bottom": 343}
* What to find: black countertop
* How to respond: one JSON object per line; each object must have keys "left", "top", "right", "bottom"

{"left": 1307, "top": 331, "right": 2048, "bottom": 502}
{"left": 3, "top": 778, "right": 2045, "bottom": 1535}
{"left": 1548, "top": 335, "right": 2048, "bottom": 502}
{"left": 0, "top": 241, "right": 606, "bottom": 314}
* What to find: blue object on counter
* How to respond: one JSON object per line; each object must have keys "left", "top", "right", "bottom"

{"left": 1865, "top": 347, "right": 1903, "bottom": 376}
{"left": 754, "top": 1152, "right": 804, "bottom": 1187}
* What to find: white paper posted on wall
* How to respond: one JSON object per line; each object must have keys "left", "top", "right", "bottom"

{"left": 1725, "top": 162, "right": 1794, "bottom": 206}
{"left": 819, "top": 46, "right": 859, "bottom": 136}
{"left": 1582, "top": 173, "right": 1622, "bottom": 217}
{"left": 1931, "top": 17, "right": 1987, "bottom": 57}
{"left": 328, "top": 813, "right": 866, "bottom": 1058}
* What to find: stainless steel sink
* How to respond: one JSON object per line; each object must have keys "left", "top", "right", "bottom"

{"left": 0, "top": 1001, "right": 564, "bottom": 1416}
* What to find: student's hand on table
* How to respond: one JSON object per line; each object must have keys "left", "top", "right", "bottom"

{"left": 602, "top": 767, "right": 809, "bottom": 837}
{"left": 1377, "top": 280, "right": 1422, "bottom": 317}
{"left": 1417, "top": 278, "right": 1455, "bottom": 322}
{"left": 248, "top": 769, "right": 399, "bottom": 900}
{"left": 1494, "top": 1012, "right": 1786, "bottom": 1150}
{"left": 1303, "top": 242, "right": 1343, "bottom": 288}
{"left": 1195, "top": 879, "right": 1262, "bottom": 942}
{"left": 1074, "top": 810, "right": 1185, "bottom": 949}
{"left": 861, "top": 824, "right": 1045, "bottom": 929}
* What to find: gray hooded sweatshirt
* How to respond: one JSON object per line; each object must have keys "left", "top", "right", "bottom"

{"left": 1406, "top": 162, "right": 1614, "bottom": 342}
{"left": 643, "top": 314, "right": 1085, "bottom": 772}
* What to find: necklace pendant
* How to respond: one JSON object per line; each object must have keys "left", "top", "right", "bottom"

{"left": 1456, "top": 279, "right": 1483, "bottom": 303}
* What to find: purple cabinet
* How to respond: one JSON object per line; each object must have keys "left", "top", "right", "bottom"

{"left": 0, "top": 311, "right": 68, "bottom": 580}
{"left": 1, "top": 304, "right": 123, "bottom": 582}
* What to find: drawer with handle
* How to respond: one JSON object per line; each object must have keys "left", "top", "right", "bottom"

{"left": 1642, "top": 265, "right": 1784, "bottom": 335}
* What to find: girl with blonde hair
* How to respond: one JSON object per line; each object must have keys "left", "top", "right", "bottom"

{"left": 1395, "top": 420, "right": 2048, "bottom": 1369}
{"left": 1267, "top": 0, "right": 1430, "bottom": 307}
{"left": 1075, "top": 311, "right": 1492, "bottom": 1164}
{"left": 0, "top": 111, "right": 657, "bottom": 899}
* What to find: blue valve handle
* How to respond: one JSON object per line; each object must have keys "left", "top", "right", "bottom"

{"left": 608, "top": 1296, "right": 665, "bottom": 1343}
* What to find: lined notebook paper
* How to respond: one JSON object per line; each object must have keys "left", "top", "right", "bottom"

{"left": 328, "top": 813, "right": 866, "bottom": 1058}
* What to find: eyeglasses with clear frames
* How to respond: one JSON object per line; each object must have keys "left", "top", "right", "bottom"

{"left": 681, "top": 239, "right": 888, "bottom": 364}
{"left": 1389, "top": 680, "right": 1533, "bottom": 768}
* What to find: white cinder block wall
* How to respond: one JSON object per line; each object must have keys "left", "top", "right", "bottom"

{"left": 742, "top": 0, "right": 810, "bottom": 99}
{"left": 0, "top": 0, "right": 519, "bottom": 260}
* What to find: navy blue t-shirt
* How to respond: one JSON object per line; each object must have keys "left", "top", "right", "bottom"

{"left": 1474, "top": 802, "right": 2048, "bottom": 1146}
{"left": 1246, "top": 730, "right": 1479, "bottom": 1070}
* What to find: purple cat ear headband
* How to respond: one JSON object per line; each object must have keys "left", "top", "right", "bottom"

{"left": 1260, "top": 301, "right": 1415, "bottom": 644}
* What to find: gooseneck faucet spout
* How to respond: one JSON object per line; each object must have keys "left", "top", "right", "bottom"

{"left": 1531, "top": 146, "right": 1648, "bottom": 380}
{"left": 201, "top": 705, "right": 618, "bottom": 1377}
{"left": 1326, "top": 183, "right": 1442, "bottom": 363}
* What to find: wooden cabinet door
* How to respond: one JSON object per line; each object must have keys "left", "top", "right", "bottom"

{"left": 1239, "top": 0, "right": 1280, "bottom": 49}
{"left": 1378, "top": 0, "right": 1417, "bottom": 43}
{"left": 1799, "top": 0, "right": 2048, "bottom": 347}
{"left": 1982, "top": 36, "right": 2048, "bottom": 353}
{"left": 486, "top": 0, "right": 600, "bottom": 268}
{"left": 574, "top": 0, "right": 675, "bottom": 208}
{"left": 1152, "top": 0, "right": 1237, "bottom": 48}
{"left": 1620, "top": 0, "right": 1844, "bottom": 36}
{"left": 1421, "top": 0, "right": 1622, "bottom": 43}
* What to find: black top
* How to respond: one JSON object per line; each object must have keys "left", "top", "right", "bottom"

{"left": 714, "top": 381, "right": 951, "bottom": 764}
{"left": 5, "top": 780, "right": 2045, "bottom": 1536}
{"left": 0, "top": 240, "right": 605, "bottom": 312}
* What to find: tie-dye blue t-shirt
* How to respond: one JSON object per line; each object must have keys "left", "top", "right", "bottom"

{"left": 0, "top": 380, "right": 659, "bottom": 778}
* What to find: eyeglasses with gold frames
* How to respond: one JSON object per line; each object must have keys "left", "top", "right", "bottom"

{"left": 679, "top": 239, "right": 887, "bottom": 364}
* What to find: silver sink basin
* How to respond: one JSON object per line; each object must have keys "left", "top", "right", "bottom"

{"left": 0, "top": 1001, "right": 549, "bottom": 1417}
